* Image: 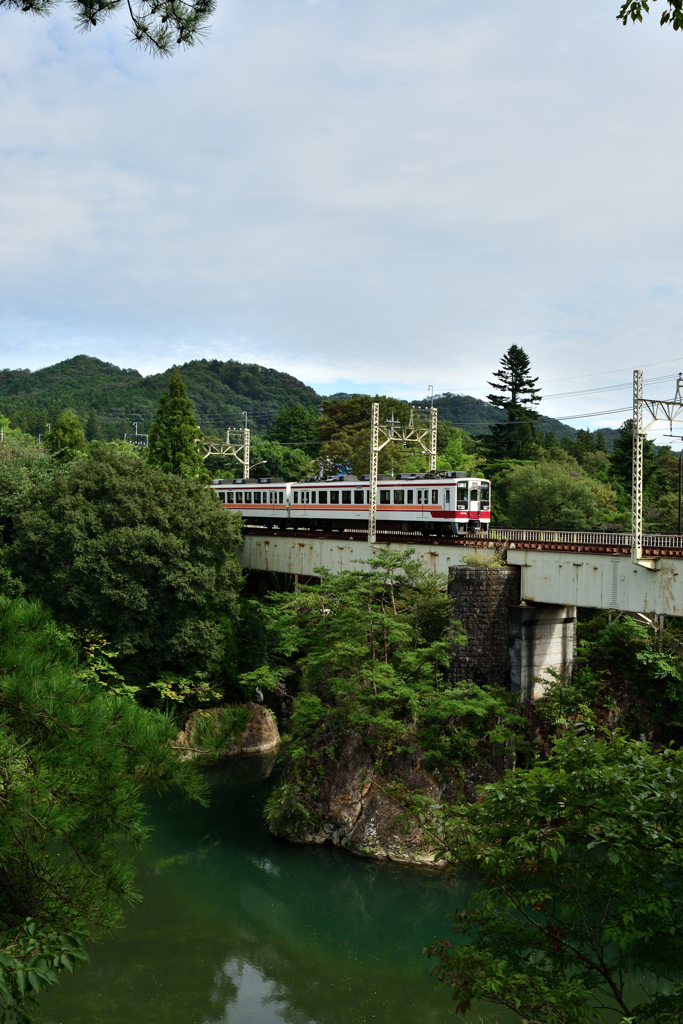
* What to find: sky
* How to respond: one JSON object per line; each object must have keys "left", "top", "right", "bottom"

{"left": 1, "top": 0, "right": 683, "bottom": 437}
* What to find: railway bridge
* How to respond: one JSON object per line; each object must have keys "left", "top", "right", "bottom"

{"left": 238, "top": 527, "right": 683, "bottom": 700}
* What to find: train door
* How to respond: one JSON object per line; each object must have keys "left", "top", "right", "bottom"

{"left": 469, "top": 480, "right": 480, "bottom": 529}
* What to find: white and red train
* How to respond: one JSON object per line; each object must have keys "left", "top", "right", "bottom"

{"left": 211, "top": 472, "right": 490, "bottom": 536}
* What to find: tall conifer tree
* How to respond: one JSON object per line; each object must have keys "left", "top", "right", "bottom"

{"left": 485, "top": 346, "right": 542, "bottom": 460}
{"left": 148, "top": 370, "right": 206, "bottom": 479}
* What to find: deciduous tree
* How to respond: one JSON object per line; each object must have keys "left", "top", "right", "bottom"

{"left": 4, "top": 447, "right": 242, "bottom": 685}
{"left": 424, "top": 732, "right": 683, "bottom": 1024}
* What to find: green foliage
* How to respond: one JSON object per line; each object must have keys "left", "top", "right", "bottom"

{"left": 618, "top": 0, "right": 683, "bottom": 31}
{"left": 574, "top": 612, "right": 683, "bottom": 734}
{"left": 0, "top": 356, "right": 320, "bottom": 445}
{"left": 0, "top": 595, "right": 205, "bottom": 1019}
{"left": 0, "top": 919, "right": 88, "bottom": 1024}
{"left": 485, "top": 346, "right": 542, "bottom": 461}
{"left": 42, "top": 411, "right": 86, "bottom": 461}
{"left": 148, "top": 671, "right": 223, "bottom": 709}
{"left": 424, "top": 732, "right": 683, "bottom": 1024}
{"left": 495, "top": 460, "right": 609, "bottom": 530}
{"left": 181, "top": 705, "right": 252, "bottom": 759}
{"left": 3, "top": 446, "right": 242, "bottom": 686}
{"left": 247, "top": 439, "right": 314, "bottom": 482}
{"left": 148, "top": 370, "right": 207, "bottom": 480}
{"left": 260, "top": 551, "right": 524, "bottom": 834}
{"left": 0, "top": 0, "right": 216, "bottom": 57}
{"left": 610, "top": 418, "right": 659, "bottom": 492}
{"left": 266, "top": 405, "right": 320, "bottom": 446}
{"left": 487, "top": 345, "right": 541, "bottom": 413}
{"left": 319, "top": 395, "right": 415, "bottom": 476}
{"left": 0, "top": 432, "right": 58, "bottom": 547}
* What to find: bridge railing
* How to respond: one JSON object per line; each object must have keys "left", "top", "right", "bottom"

{"left": 490, "top": 529, "right": 683, "bottom": 549}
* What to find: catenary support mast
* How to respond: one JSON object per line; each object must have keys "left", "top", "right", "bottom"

{"left": 367, "top": 401, "right": 438, "bottom": 543}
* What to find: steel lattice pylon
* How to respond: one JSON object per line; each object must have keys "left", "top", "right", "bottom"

{"left": 367, "top": 403, "right": 438, "bottom": 544}
{"left": 202, "top": 427, "right": 251, "bottom": 478}
{"left": 632, "top": 369, "right": 683, "bottom": 565}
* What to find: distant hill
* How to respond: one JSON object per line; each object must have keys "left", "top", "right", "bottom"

{"left": 0, "top": 356, "right": 621, "bottom": 449}
{"left": 429, "top": 392, "right": 580, "bottom": 443}
{"left": 0, "top": 355, "right": 321, "bottom": 440}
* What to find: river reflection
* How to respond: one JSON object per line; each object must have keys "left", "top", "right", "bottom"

{"left": 36, "top": 757, "right": 510, "bottom": 1024}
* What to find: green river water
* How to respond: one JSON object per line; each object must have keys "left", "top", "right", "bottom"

{"left": 36, "top": 756, "right": 512, "bottom": 1024}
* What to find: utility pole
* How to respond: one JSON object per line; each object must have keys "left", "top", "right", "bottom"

{"left": 368, "top": 403, "right": 379, "bottom": 543}
{"left": 632, "top": 370, "right": 683, "bottom": 564}
{"left": 367, "top": 402, "right": 438, "bottom": 544}
{"left": 632, "top": 370, "right": 644, "bottom": 564}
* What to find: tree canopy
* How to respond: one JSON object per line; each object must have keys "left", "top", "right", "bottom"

{"left": 42, "top": 410, "right": 86, "bottom": 460}
{"left": 3, "top": 446, "right": 242, "bottom": 686}
{"left": 0, "top": 0, "right": 215, "bottom": 56}
{"left": 424, "top": 731, "right": 683, "bottom": 1024}
{"left": 148, "top": 370, "right": 206, "bottom": 480}
{"left": 0, "top": 594, "right": 205, "bottom": 1019}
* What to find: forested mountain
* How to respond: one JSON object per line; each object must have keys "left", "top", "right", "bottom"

{"left": 429, "top": 392, "right": 615, "bottom": 447}
{"left": 0, "top": 355, "right": 321, "bottom": 440}
{"left": 0, "top": 354, "right": 594, "bottom": 445}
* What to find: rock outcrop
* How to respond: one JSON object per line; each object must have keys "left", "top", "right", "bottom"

{"left": 276, "top": 732, "right": 452, "bottom": 868}
{"left": 175, "top": 703, "right": 280, "bottom": 760}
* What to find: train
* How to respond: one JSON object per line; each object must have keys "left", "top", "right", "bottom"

{"left": 210, "top": 471, "right": 491, "bottom": 536}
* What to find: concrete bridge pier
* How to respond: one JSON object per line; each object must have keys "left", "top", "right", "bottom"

{"left": 448, "top": 564, "right": 576, "bottom": 701}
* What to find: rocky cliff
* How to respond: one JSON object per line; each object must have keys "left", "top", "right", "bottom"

{"left": 269, "top": 731, "right": 501, "bottom": 868}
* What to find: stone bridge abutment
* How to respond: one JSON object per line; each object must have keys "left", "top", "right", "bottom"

{"left": 448, "top": 564, "right": 576, "bottom": 701}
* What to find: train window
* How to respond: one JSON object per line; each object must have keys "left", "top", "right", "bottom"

{"left": 379, "top": 490, "right": 390, "bottom": 505}
{"left": 393, "top": 490, "right": 405, "bottom": 504}
{"left": 254, "top": 492, "right": 261, "bottom": 504}
{"left": 407, "top": 489, "right": 413, "bottom": 504}
{"left": 444, "top": 489, "right": 450, "bottom": 504}
{"left": 354, "top": 490, "right": 364, "bottom": 504}
{"left": 279, "top": 492, "right": 284, "bottom": 503}
{"left": 330, "top": 491, "right": 340, "bottom": 504}
{"left": 293, "top": 492, "right": 299, "bottom": 503}
{"left": 470, "top": 489, "right": 478, "bottom": 502}
{"left": 245, "top": 492, "right": 252, "bottom": 503}
{"left": 342, "top": 491, "right": 351, "bottom": 504}
{"left": 417, "top": 489, "right": 422, "bottom": 505}
{"left": 235, "top": 492, "right": 243, "bottom": 504}
{"left": 366, "top": 491, "right": 370, "bottom": 503}
{"left": 481, "top": 482, "right": 490, "bottom": 506}
{"left": 310, "top": 492, "right": 316, "bottom": 503}
{"left": 228, "top": 491, "right": 234, "bottom": 502}
{"left": 457, "top": 482, "right": 468, "bottom": 509}
{"left": 263, "top": 492, "right": 267, "bottom": 503}
{"left": 318, "top": 490, "right": 327, "bottom": 503}
{"left": 432, "top": 489, "right": 439, "bottom": 505}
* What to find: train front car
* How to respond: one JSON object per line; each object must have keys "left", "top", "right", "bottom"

{"left": 453, "top": 475, "right": 490, "bottom": 535}
{"left": 389, "top": 472, "right": 490, "bottom": 536}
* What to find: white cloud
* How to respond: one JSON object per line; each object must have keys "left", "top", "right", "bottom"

{"left": 1, "top": 0, "right": 683, "bottom": 432}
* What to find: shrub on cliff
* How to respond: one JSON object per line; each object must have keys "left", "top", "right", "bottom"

{"left": 249, "top": 550, "right": 524, "bottom": 836}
